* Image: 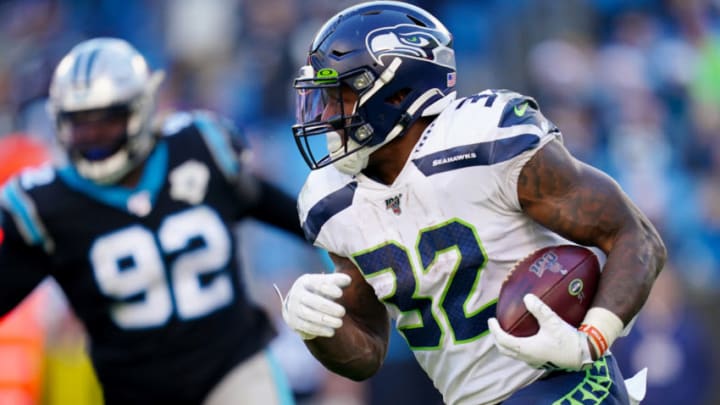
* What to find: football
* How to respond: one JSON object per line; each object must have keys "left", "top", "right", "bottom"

{"left": 496, "top": 245, "right": 600, "bottom": 337}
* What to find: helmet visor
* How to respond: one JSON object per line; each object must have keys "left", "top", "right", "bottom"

{"left": 294, "top": 66, "right": 345, "bottom": 129}
{"left": 292, "top": 65, "right": 367, "bottom": 169}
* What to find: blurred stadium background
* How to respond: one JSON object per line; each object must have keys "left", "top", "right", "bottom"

{"left": 0, "top": 0, "right": 719, "bottom": 404}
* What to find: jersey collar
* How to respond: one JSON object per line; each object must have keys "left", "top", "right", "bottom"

{"left": 58, "top": 141, "right": 168, "bottom": 216}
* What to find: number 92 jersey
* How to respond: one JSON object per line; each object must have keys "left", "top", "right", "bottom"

{"left": 298, "top": 90, "right": 571, "bottom": 405}
{"left": 0, "top": 111, "right": 274, "bottom": 403}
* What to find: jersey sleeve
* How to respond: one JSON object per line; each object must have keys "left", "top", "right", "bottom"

{"left": 0, "top": 205, "right": 51, "bottom": 317}
{"left": 297, "top": 166, "right": 357, "bottom": 252}
{"left": 492, "top": 92, "right": 562, "bottom": 211}
{"left": 443, "top": 89, "right": 562, "bottom": 212}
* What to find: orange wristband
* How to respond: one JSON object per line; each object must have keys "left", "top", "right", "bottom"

{"left": 580, "top": 307, "right": 625, "bottom": 359}
{"left": 579, "top": 324, "right": 608, "bottom": 357}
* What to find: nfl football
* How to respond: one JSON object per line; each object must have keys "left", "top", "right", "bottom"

{"left": 496, "top": 245, "right": 600, "bottom": 337}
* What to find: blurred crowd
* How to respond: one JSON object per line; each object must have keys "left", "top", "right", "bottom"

{"left": 1, "top": 0, "right": 719, "bottom": 404}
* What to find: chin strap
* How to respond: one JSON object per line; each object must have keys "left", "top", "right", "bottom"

{"left": 75, "top": 148, "right": 132, "bottom": 184}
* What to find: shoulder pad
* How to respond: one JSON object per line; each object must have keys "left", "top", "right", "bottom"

{"left": 193, "top": 111, "right": 246, "bottom": 179}
{"left": 495, "top": 93, "right": 545, "bottom": 130}
{"left": 298, "top": 166, "right": 356, "bottom": 244}
{"left": 160, "top": 111, "right": 194, "bottom": 136}
{"left": 16, "top": 164, "right": 56, "bottom": 190}
{"left": 163, "top": 110, "right": 248, "bottom": 180}
{"left": 411, "top": 89, "right": 558, "bottom": 173}
{"left": 161, "top": 110, "right": 246, "bottom": 146}
{"left": 453, "top": 89, "right": 546, "bottom": 129}
{"left": 0, "top": 177, "right": 54, "bottom": 252}
{"left": 442, "top": 89, "right": 552, "bottom": 138}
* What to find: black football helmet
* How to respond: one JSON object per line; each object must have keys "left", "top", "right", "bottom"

{"left": 293, "top": 1, "right": 457, "bottom": 175}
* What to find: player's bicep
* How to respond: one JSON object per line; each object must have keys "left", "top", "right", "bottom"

{"left": 329, "top": 253, "right": 389, "bottom": 337}
{"left": 517, "top": 139, "right": 641, "bottom": 252}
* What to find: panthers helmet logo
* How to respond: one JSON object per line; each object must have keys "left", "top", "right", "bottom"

{"left": 366, "top": 24, "right": 455, "bottom": 69}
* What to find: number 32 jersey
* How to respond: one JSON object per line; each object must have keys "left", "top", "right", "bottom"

{"left": 298, "top": 90, "right": 572, "bottom": 405}
{"left": 0, "top": 111, "right": 274, "bottom": 403}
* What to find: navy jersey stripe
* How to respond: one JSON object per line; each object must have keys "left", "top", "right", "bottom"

{"left": 302, "top": 182, "right": 357, "bottom": 243}
{"left": 412, "top": 134, "right": 540, "bottom": 176}
{"left": 57, "top": 141, "right": 168, "bottom": 213}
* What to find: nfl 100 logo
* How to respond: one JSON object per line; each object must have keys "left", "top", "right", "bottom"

{"left": 385, "top": 194, "right": 402, "bottom": 215}
{"left": 529, "top": 251, "right": 568, "bottom": 278}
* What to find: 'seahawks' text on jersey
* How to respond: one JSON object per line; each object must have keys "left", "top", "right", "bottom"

{"left": 298, "top": 90, "right": 573, "bottom": 405}
{"left": 0, "top": 111, "right": 274, "bottom": 404}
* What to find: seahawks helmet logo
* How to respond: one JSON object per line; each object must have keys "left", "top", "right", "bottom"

{"left": 366, "top": 24, "right": 455, "bottom": 69}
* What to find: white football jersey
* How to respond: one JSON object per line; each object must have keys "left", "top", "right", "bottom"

{"left": 298, "top": 89, "right": 574, "bottom": 405}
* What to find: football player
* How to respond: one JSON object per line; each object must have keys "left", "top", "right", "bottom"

{"left": 0, "top": 38, "right": 298, "bottom": 405}
{"left": 279, "top": 2, "right": 667, "bottom": 404}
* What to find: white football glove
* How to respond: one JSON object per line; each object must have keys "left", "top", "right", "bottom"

{"left": 487, "top": 294, "right": 594, "bottom": 371}
{"left": 276, "top": 273, "right": 352, "bottom": 340}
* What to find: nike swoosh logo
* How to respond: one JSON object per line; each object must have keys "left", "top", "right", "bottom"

{"left": 514, "top": 102, "right": 528, "bottom": 117}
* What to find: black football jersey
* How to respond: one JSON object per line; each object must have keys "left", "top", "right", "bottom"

{"left": 0, "top": 111, "right": 275, "bottom": 404}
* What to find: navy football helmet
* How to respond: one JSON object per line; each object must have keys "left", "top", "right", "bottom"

{"left": 292, "top": 1, "right": 457, "bottom": 175}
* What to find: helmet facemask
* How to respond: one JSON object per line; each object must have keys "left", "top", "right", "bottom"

{"left": 293, "top": 66, "right": 382, "bottom": 174}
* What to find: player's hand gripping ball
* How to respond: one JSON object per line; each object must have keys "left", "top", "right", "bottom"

{"left": 496, "top": 245, "right": 600, "bottom": 337}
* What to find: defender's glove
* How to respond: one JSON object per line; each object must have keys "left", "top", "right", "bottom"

{"left": 277, "top": 273, "right": 352, "bottom": 340}
{"left": 487, "top": 294, "right": 594, "bottom": 371}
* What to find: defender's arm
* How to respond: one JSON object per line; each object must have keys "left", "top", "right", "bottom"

{"left": 0, "top": 211, "right": 51, "bottom": 316}
{"left": 243, "top": 177, "right": 305, "bottom": 239}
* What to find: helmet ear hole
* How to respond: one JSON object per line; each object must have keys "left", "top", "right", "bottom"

{"left": 385, "top": 88, "right": 411, "bottom": 106}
